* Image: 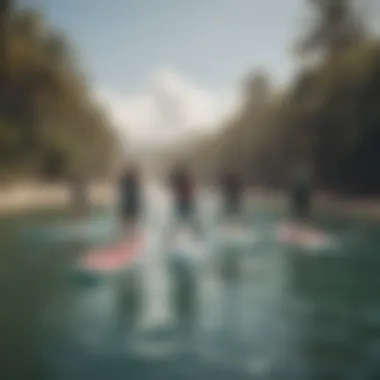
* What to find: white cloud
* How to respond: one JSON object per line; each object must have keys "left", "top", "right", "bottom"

{"left": 95, "top": 69, "right": 242, "bottom": 157}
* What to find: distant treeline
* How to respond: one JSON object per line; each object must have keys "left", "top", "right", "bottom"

{"left": 0, "top": 1, "right": 121, "bottom": 181}
{"left": 189, "top": 0, "right": 380, "bottom": 196}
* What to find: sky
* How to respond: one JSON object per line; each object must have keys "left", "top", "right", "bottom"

{"left": 19, "top": 0, "right": 304, "bottom": 152}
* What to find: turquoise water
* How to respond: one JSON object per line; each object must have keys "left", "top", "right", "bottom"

{"left": 2, "top": 193, "right": 380, "bottom": 380}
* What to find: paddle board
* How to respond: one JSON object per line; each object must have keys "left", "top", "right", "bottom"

{"left": 277, "top": 223, "right": 329, "bottom": 249}
{"left": 81, "top": 240, "right": 141, "bottom": 273}
{"left": 169, "top": 227, "right": 207, "bottom": 264}
{"left": 74, "top": 233, "right": 143, "bottom": 287}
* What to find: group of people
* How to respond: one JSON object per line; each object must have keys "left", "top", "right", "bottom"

{"left": 113, "top": 163, "right": 314, "bottom": 334}
{"left": 69, "top": 162, "right": 313, "bottom": 238}
{"left": 118, "top": 163, "right": 246, "bottom": 237}
{"left": 117, "top": 162, "right": 314, "bottom": 239}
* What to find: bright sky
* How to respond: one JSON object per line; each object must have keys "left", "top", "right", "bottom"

{"left": 20, "top": 0, "right": 304, "bottom": 152}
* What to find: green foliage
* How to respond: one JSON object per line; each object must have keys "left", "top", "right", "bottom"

{"left": 0, "top": 3, "right": 119, "bottom": 180}
{"left": 295, "top": 0, "right": 366, "bottom": 58}
{"left": 190, "top": 0, "right": 380, "bottom": 195}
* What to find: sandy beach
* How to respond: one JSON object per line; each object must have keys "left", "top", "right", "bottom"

{"left": 0, "top": 182, "right": 380, "bottom": 220}
{"left": 0, "top": 182, "right": 114, "bottom": 215}
{"left": 247, "top": 190, "right": 380, "bottom": 221}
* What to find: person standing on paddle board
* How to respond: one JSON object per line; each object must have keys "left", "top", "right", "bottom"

{"left": 289, "top": 167, "right": 313, "bottom": 222}
{"left": 169, "top": 165, "right": 200, "bottom": 233}
{"left": 119, "top": 163, "right": 142, "bottom": 240}
{"left": 220, "top": 170, "right": 244, "bottom": 219}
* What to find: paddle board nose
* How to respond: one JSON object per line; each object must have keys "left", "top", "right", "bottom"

{"left": 81, "top": 240, "right": 142, "bottom": 271}
{"left": 277, "top": 223, "right": 335, "bottom": 250}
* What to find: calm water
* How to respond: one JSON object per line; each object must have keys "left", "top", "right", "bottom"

{"left": 2, "top": 187, "right": 380, "bottom": 380}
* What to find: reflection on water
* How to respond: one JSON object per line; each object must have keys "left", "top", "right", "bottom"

{"left": 3, "top": 186, "right": 380, "bottom": 379}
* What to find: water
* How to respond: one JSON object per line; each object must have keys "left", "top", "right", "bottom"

{"left": 2, "top": 185, "right": 380, "bottom": 379}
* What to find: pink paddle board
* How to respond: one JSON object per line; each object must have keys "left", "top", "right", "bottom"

{"left": 278, "top": 223, "right": 326, "bottom": 246}
{"left": 81, "top": 239, "right": 141, "bottom": 272}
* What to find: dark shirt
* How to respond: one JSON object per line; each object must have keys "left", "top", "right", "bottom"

{"left": 119, "top": 171, "right": 140, "bottom": 212}
{"left": 221, "top": 173, "right": 243, "bottom": 198}
{"left": 170, "top": 170, "right": 194, "bottom": 204}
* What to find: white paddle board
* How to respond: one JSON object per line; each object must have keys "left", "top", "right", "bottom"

{"left": 277, "top": 223, "right": 334, "bottom": 250}
{"left": 170, "top": 228, "right": 207, "bottom": 263}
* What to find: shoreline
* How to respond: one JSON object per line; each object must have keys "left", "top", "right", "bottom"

{"left": 1, "top": 183, "right": 380, "bottom": 221}
{"left": 247, "top": 190, "right": 380, "bottom": 221}
{"left": 0, "top": 182, "right": 114, "bottom": 215}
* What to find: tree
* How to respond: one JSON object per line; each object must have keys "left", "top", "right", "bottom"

{"left": 0, "top": 6, "right": 119, "bottom": 180}
{"left": 296, "top": 0, "right": 366, "bottom": 58}
{"left": 157, "top": 0, "right": 380, "bottom": 195}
